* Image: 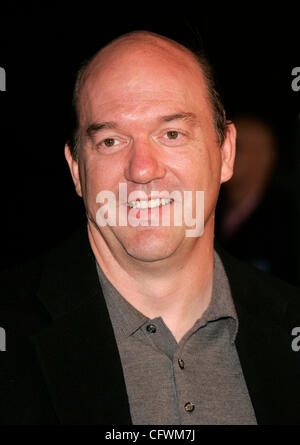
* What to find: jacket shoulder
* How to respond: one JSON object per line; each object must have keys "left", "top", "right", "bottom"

{"left": 216, "top": 242, "right": 300, "bottom": 324}
{"left": 0, "top": 255, "right": 43, "bottom": 301}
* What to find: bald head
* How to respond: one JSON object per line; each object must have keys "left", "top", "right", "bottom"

{"left": 75, "top": 31, "right": 200, "bottom": 111}
{"left": 69, "top": 30, "right": 227, "bottom": 159}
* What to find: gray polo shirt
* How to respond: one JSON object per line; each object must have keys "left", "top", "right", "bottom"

{"left": 96, "top": 251, "right": 257, "bottom": 425}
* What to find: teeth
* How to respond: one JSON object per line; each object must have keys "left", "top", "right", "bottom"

{"left": 128, "top": 198, "right": 173, "bottom": 209}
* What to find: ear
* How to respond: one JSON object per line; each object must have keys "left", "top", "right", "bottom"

{"left": 220, "top": 121, "right": 236, "bottom": 184}
{"left": 64, "top": 143, "right": 83, "bottom": 197}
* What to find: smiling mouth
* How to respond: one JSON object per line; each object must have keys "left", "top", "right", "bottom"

{"left": 127, "top": 198, "right": 174, "bottom": 209}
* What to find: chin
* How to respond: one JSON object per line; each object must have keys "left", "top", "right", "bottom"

{"left": 120, "top": 227, "right": 183, "bottom": 263}
{"left": 125, "top": 245, "right": 175, "bottom": 263}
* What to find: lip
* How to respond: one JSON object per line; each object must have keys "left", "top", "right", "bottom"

{"left": 125, "top": 198, "right": 174, "bottom": 217}
{"left": 125, "top": 192, "right": 174, "bottom": 202}
{"left": 125, "top": 198, "right": 174, "bottom": 208}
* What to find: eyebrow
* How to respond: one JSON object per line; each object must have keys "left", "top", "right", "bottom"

{"left": 86, "top": 121, "right": 117, "bottom": 138}
{"left": 85, "top": 112, "right": 198, "bottom": 138}
{"left": 158, "top": 112, "right": 197, "bottom": 123}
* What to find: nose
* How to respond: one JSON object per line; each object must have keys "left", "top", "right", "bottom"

{"left": 124, "top": 139, "right": 166, "bottom": 184}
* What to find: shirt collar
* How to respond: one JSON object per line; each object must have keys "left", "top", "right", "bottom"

{"left": 96, "top": 250, "right": 239, "bottom": 344}
{"left": 96, "top": 262, "right": 148, "bottom": 338}
{"left": 198, "top": 250, "right": 239, "bottom": 344}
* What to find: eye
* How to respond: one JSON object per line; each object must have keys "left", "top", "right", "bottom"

{"left": 99, "top": 138, "right": 120, "bottom": 147}
{"left": 157, "top": 129, "right": 186, "bottom": 146}
{"left": 164, "top": 130, "right": 181, "bottom": 140}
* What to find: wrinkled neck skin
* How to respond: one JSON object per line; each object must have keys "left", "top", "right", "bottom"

{"left": 87, "top": 215, "right": 215, "bottom": 342}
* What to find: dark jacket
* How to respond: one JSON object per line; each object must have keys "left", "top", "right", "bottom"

{"left": 1, "top": 224, "right": 300, "bottom": 425}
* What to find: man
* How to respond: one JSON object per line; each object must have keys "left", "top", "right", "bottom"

{"left": 1, "top": 30, "right": 300, "bottom": 425}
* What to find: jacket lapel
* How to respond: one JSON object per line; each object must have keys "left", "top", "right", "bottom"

{"left": 217, "top": 246, "right": 300, "bottom": 424}
{"left": 31, "top": 224, "right": 132, "bottom": 425}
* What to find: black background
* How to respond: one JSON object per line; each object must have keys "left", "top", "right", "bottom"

{"left": 0, "top": 4, "right": 299, "bottom": 280}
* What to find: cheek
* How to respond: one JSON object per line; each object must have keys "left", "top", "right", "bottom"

{"left": 81, "top": 157, "right": 123, "bottom": 202}
{"left": 176, "top": 145, "right": 221, "bottom": 192}
{"left": 78, "top": 160, "right": 100, "bottom": 206}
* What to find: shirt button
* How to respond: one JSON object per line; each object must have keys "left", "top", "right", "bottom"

{"left": 146, "top": 324, "right": 157, "bottom": 333}
{"left": 184, "top": 402, "right": 195, "bottom": 413}
{"left": 178, "top": 358, "right": 185, "bottom": 369}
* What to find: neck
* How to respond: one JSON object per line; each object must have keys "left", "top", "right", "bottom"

{"left": 88, "top": 219, "right": 215, "bottom": 342}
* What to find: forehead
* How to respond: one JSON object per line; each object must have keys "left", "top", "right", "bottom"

{"left": 78, "top": 38, "right": 212, "bottom": 126}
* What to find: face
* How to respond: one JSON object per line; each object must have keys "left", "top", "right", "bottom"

{"left": 65, "top": 39, "right": 236, "bottom": 263}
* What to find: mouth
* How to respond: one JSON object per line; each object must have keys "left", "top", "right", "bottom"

{"left": 126, "top": 198, "right": 174, "bottom": 209}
